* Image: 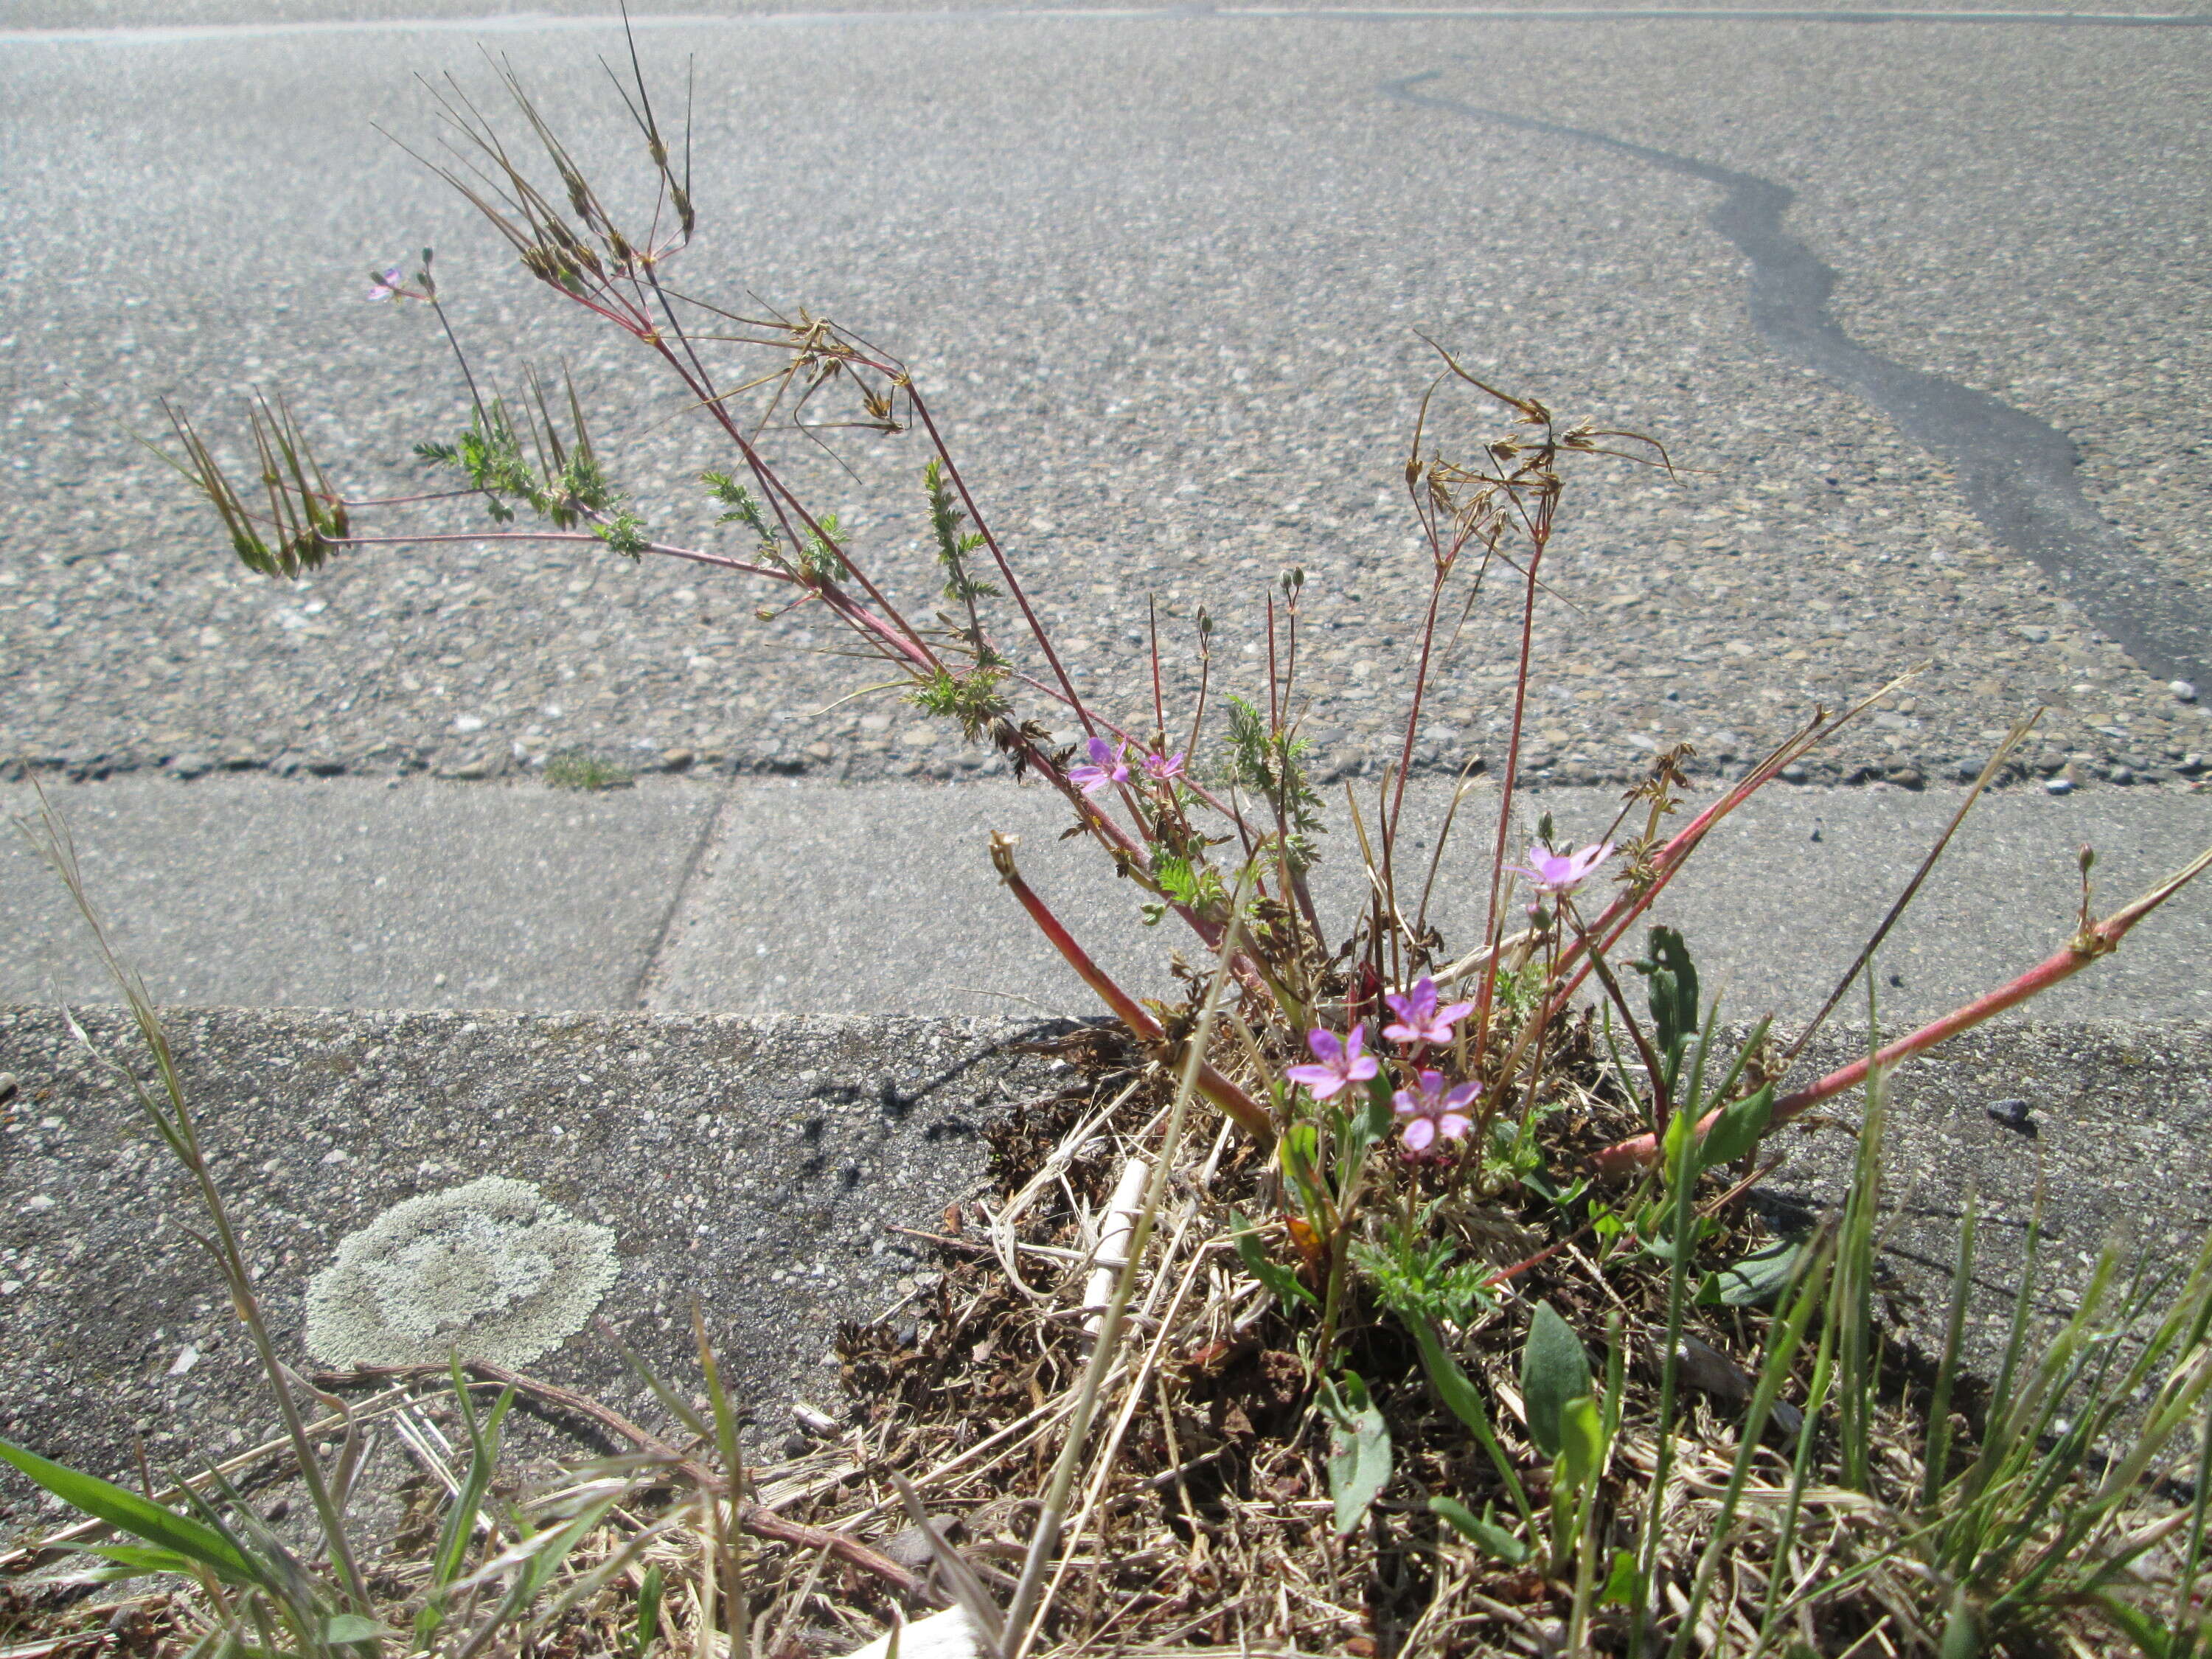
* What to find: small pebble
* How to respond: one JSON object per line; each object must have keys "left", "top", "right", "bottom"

{"left": 2044, "top": 776, "right": 2075, "bottom": 796}
{"left": 0, "top": 1071, "right": 18, "bottom": 1105}
{"left": 1986, "top": 1098, "right": 2037, "bottom": 1135}
{"left": 2171, "top": 681, "right": 2198, "bottom": 704}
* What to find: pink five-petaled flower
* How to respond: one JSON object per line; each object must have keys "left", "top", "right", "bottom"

{"left": 1382, "top": 975, "right": 1475, "bottom": 1050}
{"left": 1067, "top": 737, "right": 1132, "bottom": 796}
{"left": 366, "top": 266, "right": 407, "bottom": 302}
{"left": 1394, "top": 1070, "right": 1481, "bottom": 1155}
{"left": 1143, "top": 749, "right": 1186, "bottom": 782}
{"left": 1284, "top": 1026, "right": 1379, "bottom": 1101}
{"left": 1506, "top": 840, "right": 1615, "bottom": 899}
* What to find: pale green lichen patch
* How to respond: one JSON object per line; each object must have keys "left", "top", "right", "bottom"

{"left": 303, "top": 1176, "right": 617, "bottom": 1368}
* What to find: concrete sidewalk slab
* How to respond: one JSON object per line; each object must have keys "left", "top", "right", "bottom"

{"left": 0, "top": 1004, "right": 2205, "bottom": 1528}
{"left": 646, "top": 776, "right": 2212, "bottom": 1023}
{"left": 5, "top": 774, "right": 2208, "bottom": 1024}
{"left": 1, "top": 774, "right": 718, "bottom": 1011}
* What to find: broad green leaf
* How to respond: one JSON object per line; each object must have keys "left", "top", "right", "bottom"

{"left": 1428, "top": 1497, "right": 1529, "bottom": 1565}
{"left": 1520, "top": 1302, "right": 1591, "bottom": 1460}
{"left": 323, "top": 1614, "right": 389, "bottom": 1647}
{"left": 1660, "top": 1109, "right": 1693, "bottom": 1183}
{"left": 1318, "top": 1372, "right": 1391, "bottom": 1537}
{"left": 1699, "top": 1236, "right": 1806, "bottom": 1308}
{"left": 1599, "top": 1549, "right": 1643, "bottom": 1609}
{"left": 1636, "top": 925, "right": 1700, "bottom": 1056}
{"left": 0, "top": 1438, "right": 256, "bottom": 1587}
{"left": 1698, "top": 1083, "right": 1775, "bottom": 1172}
{"left": 633, "top": 1563, "right": 664, "bottom": 1655}
{"left": 1279, "top": 1123, "right": 1324, "bottom": 1213}
{"left": 1522, "top": 1165, "right": 1588, "bottom": 1210}
{"left": 1354, "top": 1074, "right": 1397, "bottom": 1155}
{"left": 1559, "top": 1395, "right": 1605, "bottom": 1493}
{"left": 1228, "top": 1213, "right": 1319, "bottom": 1310}
{"left": 1638, "top": 1213, "right": 1717, "bottom": 1262}
{"left": 1413, "top": 1321, "right": 1496, "bottom": 1443}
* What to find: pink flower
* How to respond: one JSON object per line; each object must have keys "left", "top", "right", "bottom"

{"left": 1143, "top": 749, "right": 1186, "bottom": 782}
{"left": 1284, "top": 1027, "right": 1378, "bottom": 1101}
{"left": 1506, "top": 841, "right": 1614, "bottom": 899}
{"left": 1068, "top": 736, "right": 1131, "bottom": 796}
{"left": 366, "top": 265, "right": 407, "bottom": 302}
{"left": 1382, "top": 976, "right": 1474, "bottom": 1049}
{"left": 1394, "top": 1070, "right": 1481, "bottom": 1155}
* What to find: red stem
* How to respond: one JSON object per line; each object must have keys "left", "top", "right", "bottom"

{"left": 1386, "top": 567, "right": 1448, "bottom": 847}
{"left": 990, "top": 834, "right": 1273, "bottom": 1146}
{"left": 1592, "top": 845, "right": 2212, "bottom": 1175}
{"left": 327, "top": 529, "right": 782, "bottom": 580}
{"left": 905, "top": 387, "right": 1097, "bottom": 740}
{"left": 1471, "top": 526, "right": 1547, "bottom": 1060}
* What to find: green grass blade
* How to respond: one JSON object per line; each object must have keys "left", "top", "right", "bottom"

{"left": 1430, "top": 1497, "right": 1530, "bottom": 1565}
{"left": 2176, "top": 1384, "right": 2212, "bottom": 1641}
{"left": 435, "top": 1374, "right": 515, "bottom": 1591}
{"left": 1923, "top": 1189, "right": 1978, "bottom": 1513}
{"left": 1412, "top": 1316, "right": 1533, "bottom": 1528}
{"left": 1668, "top": 1227, "right": 1831, "bottom": 1659}
{"left": 0, "top": 1437, "right": 259, "bottom": 1587}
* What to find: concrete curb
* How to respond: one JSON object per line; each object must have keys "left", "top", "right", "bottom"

{"left": 3, "top": 1004, "right": 2207, "bottom": 1527}
{"left": 0, "top": 1004, "right": 1065, "bottom": 1527}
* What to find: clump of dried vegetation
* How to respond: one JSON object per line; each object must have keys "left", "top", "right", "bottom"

{"left": 7, "top": 28, "right": 2212, "bottom": 1659}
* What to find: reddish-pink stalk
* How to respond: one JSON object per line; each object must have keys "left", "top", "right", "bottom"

{"left": 1481, "top": 740, "right": 1807, "bottom": 1102}
{"left": 1470, "top": 530, "right": 1548, "bottom": 1061}
{"left": 629, "top": 299, "right": 944, "bottom": 672}
{"left": 989, "top": 835, "right": 1273, "bottom": 1146}
{"left": 1148, "top": 595, "right": 1166, "bottom": 751}
{"left": 324, "top": 529, "right": 782, "bottom": 580}
{"left": 338, "top": 487, "right": 489, "bottom": 509}
{"left": 1265, "top": 595, "right": 1281, "bottom": 731}
{"left": 1385, "top": 567, "right": 1449, "bottom": 848}
{"left": 1591, "top": 844, "right": 2212, "bottom": 1176}
{"left": 902, "top": 386, "right": 1098, "bottom": 740}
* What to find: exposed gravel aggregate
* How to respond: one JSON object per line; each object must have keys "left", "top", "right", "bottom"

{"left": 4, "top": 15, "right": 2208, "bottom": 792}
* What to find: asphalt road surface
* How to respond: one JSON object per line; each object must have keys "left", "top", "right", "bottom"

{"left": 4, "top": 0, "right": 2210, "bottom": 792}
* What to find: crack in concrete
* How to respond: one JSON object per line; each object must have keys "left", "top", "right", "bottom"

{"left": 624, "top": 778, "right": 737, "bottom": 1009}
{"left": 1385, "top": 70, "right": 2212, "bottom": 695}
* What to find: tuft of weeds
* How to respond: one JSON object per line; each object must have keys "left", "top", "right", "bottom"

{"left": 30, "top": 21, "right": 2211, "bottom": 1658}
{"left": 540, "top": 750, "right": 635, "bottom": 792}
